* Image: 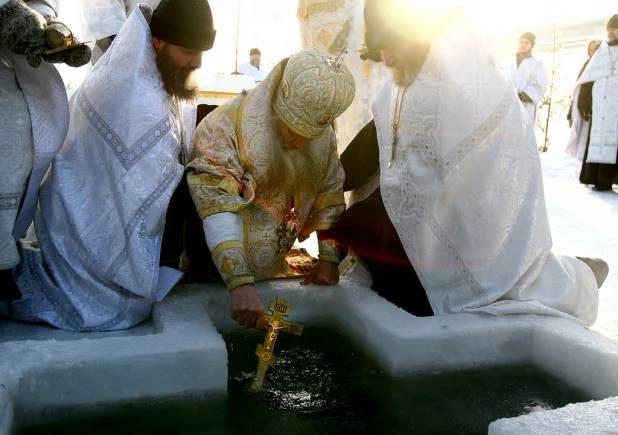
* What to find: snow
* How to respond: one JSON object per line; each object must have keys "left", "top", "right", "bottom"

{"left": 540, "top": 150, "right": 618, "bottom": 341}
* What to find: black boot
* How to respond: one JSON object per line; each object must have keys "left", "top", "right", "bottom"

{"left": 0, "top": 269, "right": 22, "bottom": 301}
{"left": 592, "top": 184, "right": 613, "bottom": 191}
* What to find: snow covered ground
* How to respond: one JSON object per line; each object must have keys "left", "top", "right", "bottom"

{"left": 540, "top": 150, "right": 618, "bottom": 341}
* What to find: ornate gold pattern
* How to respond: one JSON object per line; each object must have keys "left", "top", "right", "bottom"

{"left": 273, "top": 47, "right": 355, "bottom": 139}
{"left": 220, "top": 255, "right": 240, "bottom": 275}
{"left": 212, "top": 240, "right": 244, "bottom": 261}
{"left": 226, "top": 275, "right": 255, "bottom": 291}
{"left": 187, "top": 54, "right": 347, "bottom": 286}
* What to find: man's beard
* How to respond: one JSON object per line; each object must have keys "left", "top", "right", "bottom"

{"left": 156, "top": 46, "right": 199, "bottom": 101}
{"left": 391, "top": 63, "right": 421, "bottom": 87}
{"left": 388, "top": 47, "right": 430, "bottom": 87}
{"left": 272, "top": 142, "right": 310, "bottom": 196}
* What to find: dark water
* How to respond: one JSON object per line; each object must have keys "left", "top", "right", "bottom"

{"left": 15, "top": 325, "right": 590, "bottom": 435}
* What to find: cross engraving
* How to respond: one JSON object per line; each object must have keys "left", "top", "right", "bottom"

{"left": 335, "top": 45, "right": 348, "bottom": 62}
{"left": 248, "top": 297, "right": 303, "bottom": 393}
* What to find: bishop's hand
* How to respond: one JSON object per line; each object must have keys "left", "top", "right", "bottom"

{"left": 300, "top": 260, "right": 339, "bottom": 286}
{"left": 229, "top": 284, "right": 266, "bottom": 330}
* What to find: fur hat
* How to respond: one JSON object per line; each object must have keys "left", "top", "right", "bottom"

{"left": 150, "top": 0, "right": 216, "bottom": 51}
{"left": 519, "top": 32, "right": 536, "bottom": 47}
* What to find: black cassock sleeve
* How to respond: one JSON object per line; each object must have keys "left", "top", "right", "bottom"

{"left": 577, "top": 81, "right": 594, "bottom": 118}
{"left": 340, "top": 119, "right": 380, "bottom": 192}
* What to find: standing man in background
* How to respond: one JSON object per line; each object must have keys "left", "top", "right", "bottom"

{"left": 566, "top": 14, "right": 618, "bottom": 191}
{"left": 238, "top": 47, "right": 267, "bottom": 83}
{"left": 505, "top": 32, "right": 548, "bottom": 124}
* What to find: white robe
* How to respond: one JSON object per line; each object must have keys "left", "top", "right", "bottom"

{"left": 238, "top": 62, "right": 267, "bottom": 83}
{"left": 566, "top": 40, "right": 618, "bottom": 164}
{"left": 0, "top": 51, "right": 68, "bottom": 267}
{"left": 80, "top": 0, "right": 161, "bottom": 40}
{"left": 374, "top": 11, "right": 598, "bottom": 325}
{"left": 505, "top": 55, "right": 548, "bottom": 123}
{"left": 11, "top": 5, "right": 194, "bottom": 331}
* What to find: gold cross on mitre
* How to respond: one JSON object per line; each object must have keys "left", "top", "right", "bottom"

{"left": 248, "top": 297, "right": 304, "bottom": 393}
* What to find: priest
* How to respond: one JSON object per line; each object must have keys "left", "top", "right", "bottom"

{"left": 7, "top": 0, "right": 216, "bottom": 331}
{"left": 566, "top": 14, "right": 618, "bottom": 192}
{"left": 0, "top": 0, "right": 90, "bottom": 301}
{"left": 186, "top": 48, "right": 355, "bottom": 329}
{"left": 325, "top": 0, "right": 605, "bottom": 326}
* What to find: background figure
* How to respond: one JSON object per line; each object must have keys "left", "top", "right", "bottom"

{"left": 567, "top": 38, "right": 602, "bottom": 129}
{"left": 0, "top": 0, "right": 89, "bottom": 301}
{"left": 505, "top": 31, "right": 548, "bottom": 124}
{"left": 238, "top": 47, "right": 267, "bottom": 84}
{"left": 566, "top": 14, "right": 618, "bottom": 191}
{"left": 81, "top": 0, "right": 161, "bottom": 65}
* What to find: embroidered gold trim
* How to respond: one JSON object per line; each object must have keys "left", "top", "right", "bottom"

{"left": 187, "top": 174, "right": 219, "bottom": 186}
{"left": 199, "top": 203, "right": 249, "bottom": 219}
{"left": 211, "top": 240, "right": 244, "bottom": 261}
{"left": 297, "top": 0, "right": 344, "bottom": 18}
{"left": 187, "top": 174, "right": 239, "bottom": 195}
{"left": 318, "top": 254, "right": 340, "bottom": 264}
{"left": 236, "top": 97, "right": 249, "bottom": 169}
{"left": 227, "top": 275, "right": 255, "bottom": 291}
{"left": 313, "top": 192, "right": 345, "bottom": 209}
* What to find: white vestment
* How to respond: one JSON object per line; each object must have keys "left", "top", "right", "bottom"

{"left": 81, "top": 0, "right": 161, "bottom": 40}
{"left": 0, "top": 2, "right": 67, "bottom": 270}
{"left": 505, "top": 55, "right": 548, "bottom": 123}
{"left": 374, "top": 12, "right": 598, "bottom": 325}
{"left": 238, "top": 62, "right": 267, "bottom": 83}
{"left": 566, "top": 40, "right": 618, "bottom": 164}
{"left": 11, "top": 5, "right": 194, "bottom": 331}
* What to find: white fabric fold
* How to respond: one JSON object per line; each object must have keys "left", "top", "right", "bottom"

{"left": 202, "top": 212, "right": 243, "bottom": 252}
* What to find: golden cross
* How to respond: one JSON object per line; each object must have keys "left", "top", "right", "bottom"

{"left": 248, "top": 297, "right": 303, "bottom": 393}
{"left": 611, "top": 65, "right": 616, "bottom": 75}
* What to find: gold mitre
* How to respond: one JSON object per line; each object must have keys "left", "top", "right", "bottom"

{"left": 273, "top": 47, "right": 356, "bottom": 139}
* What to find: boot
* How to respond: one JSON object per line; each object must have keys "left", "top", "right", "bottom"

{"left": 576, "top": 256, "right": 609, "bottom": 288}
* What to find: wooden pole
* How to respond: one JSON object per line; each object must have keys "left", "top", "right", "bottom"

{"left": 232, "top": 4, "right": 242, "bottom": 75}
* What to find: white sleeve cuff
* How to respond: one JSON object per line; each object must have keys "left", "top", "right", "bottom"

{"left": 202, "top": 212, "right": 243, "bottom": 252}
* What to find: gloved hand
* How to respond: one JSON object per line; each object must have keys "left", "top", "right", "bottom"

{"left": 518, "top": 92, "right": 533, "bottom": 103}
{"left": 0, "top": 0, "right": 47, "bottom": 68}
{"left": 42, "top": 37, "right": 92, "bottom": 67}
